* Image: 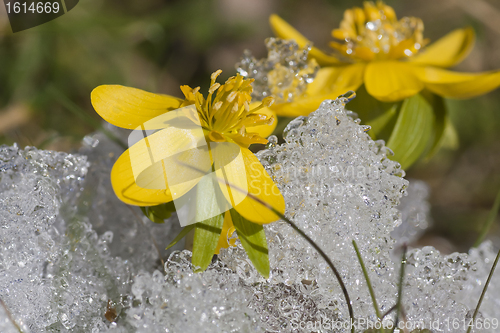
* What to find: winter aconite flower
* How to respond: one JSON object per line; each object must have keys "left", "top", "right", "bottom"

{"left": 270, "top": 1, "right": 500, "bottom": 106}
{"left": 269, "top": 1, "right": 500, "bottom": 170}
{"left": 91, "top": 71, "right": 285, "bottom": 276}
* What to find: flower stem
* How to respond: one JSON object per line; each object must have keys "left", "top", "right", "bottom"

{"left": 352, "top": 240, "right": 384, "bottom": 332}
{"left": 283, "top": 218, "right": 354, "bottom": 332}
{"left": 392, "top": 245, "right": 407, "bottom": 333}
{"left": 473, "top": 188, "right": 500, "bottom": 248}
{"left": 466, "top": 248, "right": 500, "bottom": 333}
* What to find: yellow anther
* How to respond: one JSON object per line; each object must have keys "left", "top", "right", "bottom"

{"left": 227, "top": 91, "right": 238, "bottom": 103}
{"left": 178, "top": 70, "right": 272, "bottom": 147}
{"left": 262, "top": 96, "right": 275, "bottom": 107}
{"left": 231, "top": 103, "right": 239, "bottom": 113}
{"left": 213, "top": 101, "right": 223, "bottom": 110}
{"left": 330, "top": 1, "right": 427, "bottom": 61}
{"left": 211, "top": 69, "right": 222, "bottom": 81}
{"left": 209, "top": 83, "right": 220, "bottom": 95}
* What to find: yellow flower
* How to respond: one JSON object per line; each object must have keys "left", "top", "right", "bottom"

{"left": 91, "top": 71, "right": 285, "bottom": 254}
{"left": 269, "top": 1, "right": 500, "bottom": 115}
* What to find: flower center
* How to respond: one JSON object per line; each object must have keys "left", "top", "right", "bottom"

{"left": 330, "top": 1, "right": 427, "bottom": 62}
{"left": 180, "top": 70, "right": 274, "bottom": 147}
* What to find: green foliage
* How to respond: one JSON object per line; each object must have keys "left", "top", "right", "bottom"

{"left": 140, "top": 201, "right": 176, "bottom": 224}
{"left": 349, "top": 86, "right": 441, "bottom": 170}
{"left": 192, "top": 214, "right": 224, "bottom": 272}
{"left": 191, "top": 173, "right": 227, "bottom": 272}
{"left": 386, "top": 93, "right": 435, "bottom": 170}
{"left": 230, "top": 209, "right": 270, "bottom": 279}
{"left": 348, "top": 85, "right": 401, "bottom": 141}
{"left": 421, "top": 93, "right": 447, "bottom": 160}
{"left": 0, "top": 0, "right": 257, "bottom": 146}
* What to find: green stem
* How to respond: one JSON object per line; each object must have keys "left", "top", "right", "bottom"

{"left": 352, "top": 240, "right": 384, "bottom": 333}
{"left": 466, "top": 248, "right": 500, "bottom": 333}
{"left": 473, "top": 188, "right": 500, "bottom": 247}
{"left": 392, "top": 245, "right": 407, "bottom": 333}
{"left": 283, "top": 218, "right": 354, "bottom": 332}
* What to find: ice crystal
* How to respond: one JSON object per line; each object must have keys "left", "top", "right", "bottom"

{"left": 117, "top": 251, "right": 262, "bottom": 333}
{"left": 392, "top": 180, "right": 431, "bottom": 246}
{"left": 236, "top": 37, "right": 319, "bottom": 103}
{"left": 1, "top": 99, "right": 499, "bottom": 332}
{"left": 219, "top": 98, "right": 408, "bottom": 331}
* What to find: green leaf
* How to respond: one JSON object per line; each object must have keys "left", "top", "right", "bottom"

{"left": 386, "top": 93, "right": 435, "bottom": 170}
{"left": 165, "top": 224, "right": 196, "bottom": 250}
{"left": 140, "top": 201, "right": 176, "bottom": 224}
{"left": 440, "top": 118, "right": 459, "bottom": 150}
{"left": 191, "top": 174, "right": 226, "bottom": 272}
{"left": 192, "top": 214, "right": 224, "bottom": 272}
{"left": 230, "top": 209, "right": 270, "bottom": 279}
{"left": 347, "top": 85, "right": 401, "bottom": 140}
{"left": 421, "top": 93, "right": 448, "bottom": 160}
{"left": 365, "top": 103, "right": 399, "bottom": 139}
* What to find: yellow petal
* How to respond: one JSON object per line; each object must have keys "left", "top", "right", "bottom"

{"left": 214, "top": 211, "right": 237, "bottom": 254}
{"left": 308, "top": 63, "right": 366, "bottom": 96}
{"left": 269, "top": 14, "right": 344, "bottom": 66}
{"left": 213, "top": 144, "right": 285, "bottom": 224}
{"left": 246, "top": 104, "right": 277, "bottom": 138}
{"left": 91, "top": 85, "right": 183, "bottom": 130}
{"left": 414, "top": 66, "right": 500, "bottom": 99}
{"left": 128, "top": 107, "right": 211, "bottom": 192}
{"left": 309, "top": 47, "right": 347, "bottom": 67}
{"left": 364, "top": 61, "right": 424, "bottom": 102}
{"left": 113, "top": 116, "right": 213, "bottom": 205}
{"left": 272, "top": 64, "right": 365, "bottom": 117}
{"left": 409, "top": 27, "right": 475, "bottom": 68}
{"left": 111, "top": 149, "right": 173, "bottom": 206}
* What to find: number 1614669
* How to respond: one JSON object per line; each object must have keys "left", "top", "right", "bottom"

{"left": 6, "top": 2, "right": 60, "bottom": 14}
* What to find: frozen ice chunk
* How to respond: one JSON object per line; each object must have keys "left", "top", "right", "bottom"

{"left": 392, "top": 179, "right": 432, "bottom": 246}
{"left": 217, "top": 98, "right": 498, "bottom": 332}
{"left": 121, "top": 251, "right": 262, "bottom": 333}
{"left": 2, "top": 99, "right": 499, "bottom": 332}
{"left": 217, "top": 98, "right": 408, "bottom": 330}
{"left": 0, "top": 144, "right": 131, "bottom": 332}
{"left": 236, "top": 37, "right": 319, "bottom": 103}
{"left": 459, "top": 241, "right": 500, "bottom": 328}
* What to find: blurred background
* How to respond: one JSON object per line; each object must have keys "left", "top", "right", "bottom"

{"left": 1, "top": 0, "right": 499, "bottom": 252}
